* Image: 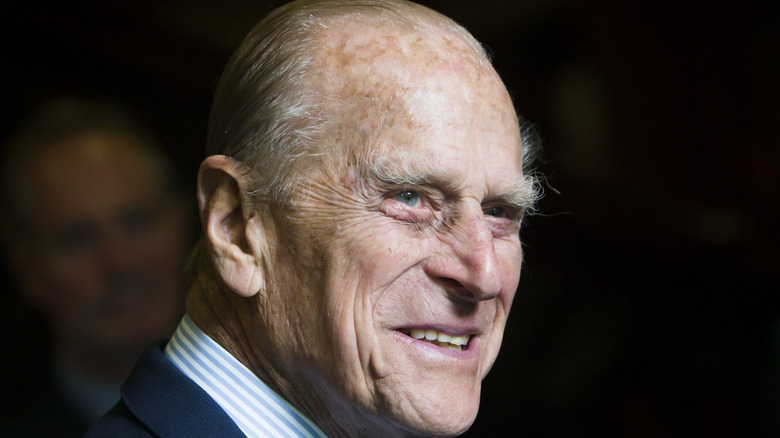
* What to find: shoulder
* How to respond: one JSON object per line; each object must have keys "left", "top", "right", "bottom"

{"left": 85, "top": 343, "right": 246, "bottom": 438}
{"left": 83, "top": 402, "right": 153, "bottom": 438}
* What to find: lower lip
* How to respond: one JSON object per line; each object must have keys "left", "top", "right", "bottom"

{"left": 392, "top": 330, "right": 478, "bottom": 360}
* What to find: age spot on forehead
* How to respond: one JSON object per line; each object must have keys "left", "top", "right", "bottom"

{"left": 314, "top": 19, "right": 505, "bottom": 144}
{"left": 311, "top": 17, "right": 522, "bottom": 190}
{"left": 314, "top": 17, "right": 490, "bottom": 90}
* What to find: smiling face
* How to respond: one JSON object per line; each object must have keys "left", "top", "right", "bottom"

{"left": 255, "top": 22, "right": 534, "bottom": 437}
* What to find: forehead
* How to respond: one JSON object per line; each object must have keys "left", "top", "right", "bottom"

{"left": 28, "top": 134, "right": 164, "bottom": 225}
{"left": 313, "top": 20, "right": 524, "bottom": 181}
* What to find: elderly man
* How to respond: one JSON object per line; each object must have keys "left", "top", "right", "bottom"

{"left": 2, "top": 97, "right": 191, "bottom": 437}
{"left": 86, "top": 0, "right": 539, "bottom": 436}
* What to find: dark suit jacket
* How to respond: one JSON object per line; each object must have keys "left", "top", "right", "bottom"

{"left": 84, "top": 344, "right": 245, "bottom": 438}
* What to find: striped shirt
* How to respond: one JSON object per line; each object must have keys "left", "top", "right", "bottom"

{"left": 164, "top": 315, "right": 328, "bottom": 438}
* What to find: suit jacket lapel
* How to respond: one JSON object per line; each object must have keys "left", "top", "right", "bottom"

{"left": 121, "top": 344, "right": 246, "bottom": 438}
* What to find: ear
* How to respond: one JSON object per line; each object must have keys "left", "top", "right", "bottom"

{"left": 198, "top": 155, "right": 267, "bottom": 297}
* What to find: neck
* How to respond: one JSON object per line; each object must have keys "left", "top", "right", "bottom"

{"left": 186, "top": 281, "right": 416, "bottom": 438}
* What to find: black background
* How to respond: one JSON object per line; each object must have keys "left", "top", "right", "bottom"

{"left": 2, "top": 1, "right": 778, "bottom": 436}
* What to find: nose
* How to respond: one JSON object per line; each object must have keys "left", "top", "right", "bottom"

{"left": 424, "top": 207, "right": 503, "bottom": 302}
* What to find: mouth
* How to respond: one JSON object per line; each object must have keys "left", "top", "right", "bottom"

{"left": 397, "top": 328, "right": 471, "bottom": 351}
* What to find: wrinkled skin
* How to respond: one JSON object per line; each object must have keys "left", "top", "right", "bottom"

{"left": 243, "top": 23, "right": 534, "bottom": 437}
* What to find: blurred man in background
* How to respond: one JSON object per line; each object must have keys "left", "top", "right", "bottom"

{"left": 0, "top": 97, "right": 192, "bottom": 437}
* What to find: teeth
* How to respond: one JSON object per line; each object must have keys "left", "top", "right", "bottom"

{"left": 450, "top": 334, "right": 469, "bottom": 346}
{"left": 404, "top": 329, "right": 469, "bottom": 350}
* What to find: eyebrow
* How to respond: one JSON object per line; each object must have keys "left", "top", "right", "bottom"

{"left": 360, "top": 150, "right": 539, "bottom": 212}
{"left": 490, "top": 176, "right": 539, "bottom": 212}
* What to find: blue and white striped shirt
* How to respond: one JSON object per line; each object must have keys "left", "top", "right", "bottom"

{"left": 164, "top": 315, "right": 328, "bottom": 438}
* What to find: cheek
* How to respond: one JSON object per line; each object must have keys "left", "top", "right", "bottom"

{"left": 133, "top": 238, "right": 187, "bottom": 282}
{"left": 340, "top": 217, "right": 436, "bottom": 282}
{"left": 325, "top": 221, "right": 421, "bottom": 335}
{"left": 314, "top": 221, "right": 436, "bottom": 370}
{"left": 131, "top": 216, "right": 190, "bottom": 267}
{"left": 43, "top": 253, "right": 103, "bottom": 303}
{"left": 356, "top": 235, "right": 421, "bottom": 277}
{"left": 35, "top": 262, "right": 104, "bottom": 330}
{"left": 498, "top": 241, "right": 523, "bottom": 304}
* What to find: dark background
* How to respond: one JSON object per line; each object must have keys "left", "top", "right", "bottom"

{"left": 1, "top": 0, "right": 778, "bottom": 436}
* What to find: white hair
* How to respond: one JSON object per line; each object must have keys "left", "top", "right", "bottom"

{"left": 206, "top": 0, "right": 512, "bottom": 205}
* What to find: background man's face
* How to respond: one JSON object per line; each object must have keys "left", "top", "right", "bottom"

{"left": 262, "top": 25, "right": 532, "bottom": 436}
{"left": 17, "top": 134, "right": 188, "bottom": 359}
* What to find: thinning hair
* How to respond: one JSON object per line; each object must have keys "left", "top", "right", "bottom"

{"left": 191, "top": 0, "right": 541, "bottom": 283}
{"left": 206, "top": 0, "right": 540, "bottom": 204}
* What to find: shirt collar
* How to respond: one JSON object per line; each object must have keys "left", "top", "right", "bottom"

{"left": 164, "top": 314, "right": 328, "bottom": 438}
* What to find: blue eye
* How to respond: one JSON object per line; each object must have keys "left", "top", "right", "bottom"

{"left": 395, "top": 190, "right": 422, "bottom": 207}
{"left": 485, "top": 206, "right": 506, "bottom": 218}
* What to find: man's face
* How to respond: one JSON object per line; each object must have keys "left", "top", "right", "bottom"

{"left": 259, "top": 26, "right": 533, "bottom": 436}
{"left": 17, "top": 134, "right": 188, "bottom": 361}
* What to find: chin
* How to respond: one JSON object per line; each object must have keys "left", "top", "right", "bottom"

{"left": 376, "top": 383, "right": 481, "bottom": 438}
{"left": 396, "top": 410, "right": 477, "bottom": 438}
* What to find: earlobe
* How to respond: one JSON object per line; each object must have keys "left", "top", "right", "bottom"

{"left": 198, "top": 155, "right": 266, "bottom": 297}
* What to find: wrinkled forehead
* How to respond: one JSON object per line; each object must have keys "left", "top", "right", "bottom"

{"left": 311, "top": 19, "right": 522, "bottom": 169}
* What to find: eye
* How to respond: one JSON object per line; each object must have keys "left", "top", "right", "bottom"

{"left": 53, "top": 223, "right": 98, "bottom": 255}
{"left": 395, "top": 190, "right": 423, "bottom": 208}
{"left": 485, "top": 206, "right": 507, "bottom": 218}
